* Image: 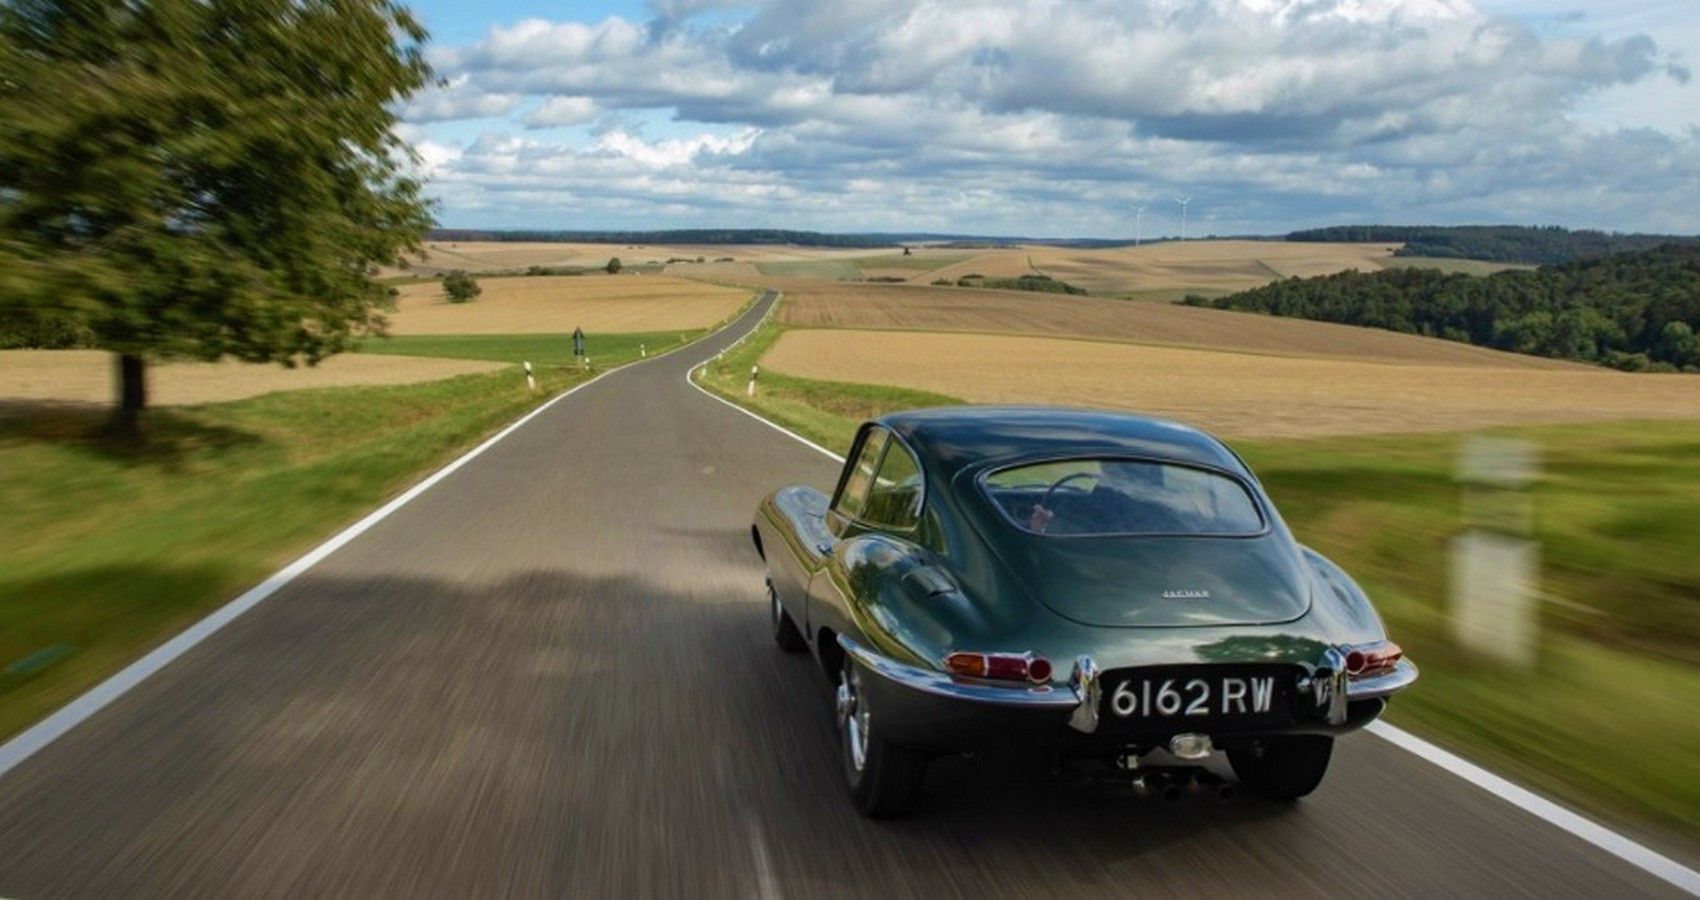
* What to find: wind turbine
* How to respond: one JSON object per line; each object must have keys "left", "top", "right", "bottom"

{"left": 1175, "top": 196, "right": 1191, "bottom": 241}
{"left": 1134, "top": 204, "right": 1149, "bottom": 246}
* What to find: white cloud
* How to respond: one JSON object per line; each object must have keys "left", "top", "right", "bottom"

{"left": 400, "top": 0, "right": 1700, "bottom": 233}
{"left": 523, "top": 96, "right": 600, "bottom": 128}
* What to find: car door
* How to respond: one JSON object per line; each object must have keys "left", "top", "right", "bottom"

{"left": 810, "top": 426, "right": 938, "bottom": 657}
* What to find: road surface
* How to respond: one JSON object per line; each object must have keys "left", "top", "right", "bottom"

{"left": 0, "top": 292, "right": 1689, "bottom": 897}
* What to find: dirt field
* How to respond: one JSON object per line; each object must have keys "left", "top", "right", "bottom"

{"left": 387, "top": 275, "right": 750, "bottom": 335}
{"left": 769, "top": 280, "right": 1576, "bottom": 369}
{"left": 1024, "top": 240, "right": 1399, "bottom": 293}
{"left": 760, "top": 329, "right": 1700, "bottom": 438}
{"left": 392, "top": 241, "right": 889, "bottom": 276}
{"left": 0, "top": 351, "right": 504, "bottom": 407}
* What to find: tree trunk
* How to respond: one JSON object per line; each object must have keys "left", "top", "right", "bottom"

{"left": 115, "top": 353, "right": 146, "bottom": 430}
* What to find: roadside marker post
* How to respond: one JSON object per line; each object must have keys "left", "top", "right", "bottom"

{"left": 747, "top": 364, "right": 758, "bottom": 396}
{"left": 523, "top": 360, "right": 537, "bottom": 392}
{"left": 1450, "top": 436, "right": 1540, "bottom": 667}
{"left": 641, "top": 343, "right": 647, "bottom": 358}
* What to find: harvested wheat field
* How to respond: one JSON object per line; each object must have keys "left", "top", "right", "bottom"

{"left": 770, "top": 280, "right": 1575, "bottom": 369}
{"left": 760, "top": 329, "right": 1700, "bottom": 438}
{"left": 0, "top": 350, "right": 504, "bottom": 407}
{"left": 1025, "top": 240, "right": 1399, "bottom": 294}
{"left": 388, "top": 275, "right": 750, "bottom": 335}
{"left": 393, "top": 241, "right": 888, "bottom": 276}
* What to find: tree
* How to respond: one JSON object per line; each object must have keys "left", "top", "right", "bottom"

{"left": 606, "top": 256, "right": 622, "bottom": 274}
{"left": 0, "top": 0, "right": 435, "bottom": 428}
{"left": 442, "top": 270, "right": 481, "bottom": 303}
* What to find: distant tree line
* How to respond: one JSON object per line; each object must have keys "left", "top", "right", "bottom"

{"left": 1287, "top": 225, "right": 1698, "bottom": 266}
{"left": 1186, "top": 243, "right": 1700, "bottom": 372}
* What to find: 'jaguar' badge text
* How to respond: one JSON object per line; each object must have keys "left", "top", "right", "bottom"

{"left": 1161, "top": 589, "right": 1211, "bottom": 600}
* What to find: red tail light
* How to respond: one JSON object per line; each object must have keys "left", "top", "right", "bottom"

{"left": 1345, "top": 641, "right": 1402, "bottom": 677}
{"left": 945, "top": 651, "right": 1053, "bottom": 684}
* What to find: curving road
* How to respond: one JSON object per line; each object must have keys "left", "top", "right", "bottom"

{"left": 0, "top": 291, "right": 1691, "bottom": 897}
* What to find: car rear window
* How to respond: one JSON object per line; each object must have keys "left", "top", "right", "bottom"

{"left": 983, "top": 458, "right": 1263, "bottom": 536}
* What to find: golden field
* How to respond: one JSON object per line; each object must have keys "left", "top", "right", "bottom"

{"left": 393, "top": 240, "right": 884, "bottom": 276}
{"left": 758, "top": 329, "right": 1700, "bottom": 438}
{"left": 397, "top": 239, "right": 1424, "bottom": 297}
{"left": 0, "top": 350, "right": 504, "bottom": 407}
{"left": 769, "top": 280, "right": 1574, "bottom": 368}
{"left": 387, "top": 274, "right": 750, "bottom": 335}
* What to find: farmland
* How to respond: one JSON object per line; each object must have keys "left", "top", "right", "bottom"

{"left": 396, "top": 239, "right": 1407, "bottom": 297}
{"left": 758, "top": 329, "right": 1700, "bottom": 438}
{"left": 768, "top": 280, "right": 1576, "bottom": 368}
{"left": 0, "top": 350, "right": 504, "bottom": 407}
{"left": 388, "top": 274, "right": 749, "bottom": 334}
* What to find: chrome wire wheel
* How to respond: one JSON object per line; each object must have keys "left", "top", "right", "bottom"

{"left": 837, "top": 663, "right": 871, "bottom": 773}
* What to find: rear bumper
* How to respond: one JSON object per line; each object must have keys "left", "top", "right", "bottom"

{"left": 838, "top": 635, "right": 1415, "bottom": 753}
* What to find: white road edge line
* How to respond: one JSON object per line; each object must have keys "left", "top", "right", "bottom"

{"left": 686, "top": 311, "right": 1700, "bottom": 898}
{"left": 0, "top": 296, "right": 762, "bottom": 782}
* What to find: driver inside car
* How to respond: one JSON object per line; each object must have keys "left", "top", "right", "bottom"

{"left": 1030, "top": 463, "right": 1180, "bottom": 534}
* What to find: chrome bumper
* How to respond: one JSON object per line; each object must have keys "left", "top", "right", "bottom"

{"left": 838, "top": 636, "right": 1417, "bottom": 736}
{"left": 837, "top": 635, "right": 1078, "bottom": 709}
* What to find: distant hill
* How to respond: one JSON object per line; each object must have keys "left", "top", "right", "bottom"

{"left": 1287, "top": 225, "right": 1698, "bottom": 266}
{"left": 1188, "top": 243, "right": 1700, "bottom": 371}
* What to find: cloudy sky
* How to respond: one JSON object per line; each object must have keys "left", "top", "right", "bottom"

{"left": 397, "top": 0, "right": 1700, "bottom": 237}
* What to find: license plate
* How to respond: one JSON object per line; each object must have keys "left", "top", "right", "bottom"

{"left": 1099, "top": 666, "right": 1296, "bottom": 727}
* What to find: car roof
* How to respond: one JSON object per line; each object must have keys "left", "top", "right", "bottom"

{"left": 876, "top": 406, "right": 1249, "bottom": 479}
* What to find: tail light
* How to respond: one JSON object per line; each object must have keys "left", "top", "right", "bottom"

{"left": 945, "top": 651, "right": 1053, "bottom": 684}
{"left": 1344, "top": 641, "right": 1402, "bottom": 678}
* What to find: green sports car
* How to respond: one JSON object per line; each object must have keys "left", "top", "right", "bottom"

{"left": 753, "top": 406, "right": 1417, "bottom": 817}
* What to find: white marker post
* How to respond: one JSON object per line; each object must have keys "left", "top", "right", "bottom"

{"left": 523, "top": 360, "right": 536, "bottom": 392}
{"left": 1450, "top": 436, "right": 1540, "bottom": 668}
{"left": 747, "top": 364, "right": 758, "bottom": 397}
{"left": 641, "top": 343, "right": 647, "bottom": 358}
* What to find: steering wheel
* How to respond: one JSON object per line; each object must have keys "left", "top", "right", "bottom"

{"left": 1031, "top": 472, "right": 1098, "bottom": 533}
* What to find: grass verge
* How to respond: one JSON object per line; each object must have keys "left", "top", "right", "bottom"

{"left": 358, "top": 330, "right": 703, "bottom": 367}
{"left": 0, "top": 334, "right": 670, "bottom": 741}
{"left": 695, "top": 314, "right": 1700, "bottom": 840}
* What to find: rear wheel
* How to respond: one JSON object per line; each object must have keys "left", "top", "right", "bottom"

{"left": 1228, "top": 736, "right": 1333, "bottom": 800}
{"left": 837, "top": 656, "right": 928, "bottom": 817}
{"left": 769, "top": 579, "right": 807, "bottom": 653}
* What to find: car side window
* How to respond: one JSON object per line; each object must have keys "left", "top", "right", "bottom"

{"left": 834, "top": 427, "right": 887, "bottom": 520}
{"left": 862, "top": 438, "right": 924, "bottom": 531}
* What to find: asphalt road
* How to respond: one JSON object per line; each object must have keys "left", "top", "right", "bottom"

{"left": 0, "top": 292, "right": 1689, "bottom": 898}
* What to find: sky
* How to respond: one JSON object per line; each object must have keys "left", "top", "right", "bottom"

{"left": 395, "top": 0, "right": 1700, "bottom": 237}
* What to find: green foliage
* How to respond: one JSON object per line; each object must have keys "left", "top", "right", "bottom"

{"left": 605, "top": 256, "right": 622, "bottom": 274}
{"left": 441, "top": 270, "right": 481, "bottom": 303}
{"left": 1204, "top": 244, "right": 1700, "bottom": 369}
{"left": 0, "top": 0, "right": 435, "bottom": 402}
{"left": 1288, "top": 225, "right": 1697, "bottom": 265}
{"left": 958, "top": 273, "right": 1088, "bottom": 295}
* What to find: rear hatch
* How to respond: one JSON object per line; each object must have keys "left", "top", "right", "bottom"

{"left": 998, "top": 534, "right": 1312, "bottom": 627}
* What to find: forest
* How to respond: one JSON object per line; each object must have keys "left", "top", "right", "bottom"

{"left": 1286, "top": 225, "right": 1695, "bottom": 265}
{"left": 1189, "top": 243, "right": 1700, "bottom": 371}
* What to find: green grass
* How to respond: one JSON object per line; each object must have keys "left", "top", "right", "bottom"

{"left": 358, "top": 330, "right": 704, "bottom": 367}
{"left": 0, "top": 342, "right": 659, "bottom": 741}
{"left": 752, "top": 259, "right": 865, "bottom": 280}
{"left": 697, "top": 315, "right": 961, "bottom": 451}
{"left": 695, "top": 317, "right": 1700, "bottom": 837}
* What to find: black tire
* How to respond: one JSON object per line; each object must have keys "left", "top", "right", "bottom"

{"left": 769, "top": 580, "right": 807, "bottom": 653}
{"left": 837, "top": 656, "right": 927, "bottom": 817}
{"left": 1228, "top": 736, "right": 1333, "bottom": 800}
